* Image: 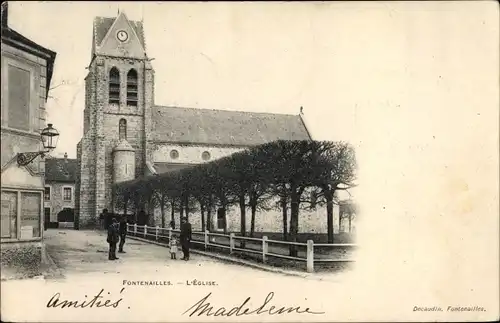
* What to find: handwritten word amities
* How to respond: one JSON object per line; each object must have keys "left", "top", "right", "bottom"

{"left": 47, "top": 288, "right": 126, "bottom": 309}
{"left": 122, "top": 280, "right": 172, "bottom": 286}
{"left": 183, "top": 292, "right": 325, "bottom": 317}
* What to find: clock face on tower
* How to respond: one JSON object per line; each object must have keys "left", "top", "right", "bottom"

{"left": 117, "top": 30, "right": 129, "bottom": 42}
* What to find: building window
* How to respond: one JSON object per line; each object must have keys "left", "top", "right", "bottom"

{"left": 1, "top": 190, "right": 42, "bottom": 240}
{"left": 126, "top": 69, "right": 138, "bottom": 106}
{"left": 109, "top": 67, "right": 120, "bottom": 104}
{"left": 1, "top": 191, "right": 18, "bottom": 238}
{"left": 202, "top": 151, "right": 211, "bottom": 161}
{"left": 44, "top": 187, "right": 51, "bottom": 201}
{"left": 119, "top": 118, "right": 127, "bottom": 140}
{"left": 170, "top": 149, "right": 179, "bottom": 160}
{"left": 7, "top": 65, "right": 30, "bottom": 131}
{"left": 63, "top": 187, "right": 72, "bottom": 201}
{"left": 21, "top": 192, "right": 41, "bottom": 238}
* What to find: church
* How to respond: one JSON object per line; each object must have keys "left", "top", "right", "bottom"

{"left": 75, "top": 11, "right": 352, "bottom": 235}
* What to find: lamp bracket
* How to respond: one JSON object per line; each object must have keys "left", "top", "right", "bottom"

{"left": 17, "top": 151, "right": 48, "bottom": 166}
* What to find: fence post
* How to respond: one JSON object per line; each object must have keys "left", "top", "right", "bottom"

{"left": 204, "top": 230, "right": 209, "bottom": 250}
{"left": 229, "top": 233, "right": 235, "bottom": 254}
{"left": 133, "top": 224, "right": 137, "bottom": 236}
{"left": 306, "top": 240, "right": 314, "bottom": 273}
{"left": 168, "top": 228, "right": 172, "bottom": 242}
{"left": 262, "top": 236, "right": 268, "bottom": 264}
{"left": 155, "top": 226, "right": 159, "bottom": 241}
{"left": 144, "top": 225, "right": 147, "bottom": 238}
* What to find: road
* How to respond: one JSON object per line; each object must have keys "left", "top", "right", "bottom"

{"left": 1, "top": 229, "right": 351, "bottom": 322}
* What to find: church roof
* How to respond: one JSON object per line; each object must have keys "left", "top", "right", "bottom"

{"left": 152, "top": 106, "right": 312, "bottom": 146}
{"left": 45, "top": 156, "right": 77, "bottom": 183}
{"left": 93, "top": 16, "right": 145, "bottom": 48}
{"left": 113, "top": 139, "right": 134, "bottom": 152}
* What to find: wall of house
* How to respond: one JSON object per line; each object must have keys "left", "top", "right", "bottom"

{"left": 1, "top": 42, "right": 48, "bottom": 271}
{"left": 1, "top": 43, "right": 46, "bottom": 174}
{"left": 44, "top": 182, "right": 75, "bottom": 223}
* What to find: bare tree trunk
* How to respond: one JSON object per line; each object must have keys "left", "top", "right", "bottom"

{"left": 250, "top": 203, "right": 256, "bottom": 237}
{"left": 239, "top": 194, "right": 246, "bottom": 248}
{"left": 160, "top": 195, "right": 165, "bottom": 228}
{"left": 170, "top": 200, "right": 176, "bottom": 229}
{"left": 200, "top": 203, "right": 206, "bottom": 232}
{"left": 281, "top": 196, "right": 288, "bottom": 241}
{"left": 147, "top": 198, "right": 154, "bottom": 226}
{"left": 206, "top": 208, "right": 212, "bottom": 232}
{"left": 349, "top": 214, "right": 352, "bottom": 232}
{"left": 123, "top": 197, "right": 128, "bottom": 221}
{"left": 288, "top": 189, "right": 300, "bottom": 257}
{"left": 326, "top": 192, "right": 334, "bottom": 243}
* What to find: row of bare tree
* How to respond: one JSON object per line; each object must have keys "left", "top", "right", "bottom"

{"left": 113, "top": 140, "right": 357, "bottom": 254}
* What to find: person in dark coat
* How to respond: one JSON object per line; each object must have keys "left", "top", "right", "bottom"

{"left": 102, "top": 209, "right": 110, "bottom": 231}
{"left": 180, "top": 217, "right": 192, "bottom": 261}
{"left": 118, "top": 216, "right": 128, "bottom": 253}
{"left": 107, "top": 218, "right": 120, "bottom": 260}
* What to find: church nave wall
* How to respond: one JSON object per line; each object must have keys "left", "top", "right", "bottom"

{"left": 152, "top": 144, "right": 244, "bottom": 165}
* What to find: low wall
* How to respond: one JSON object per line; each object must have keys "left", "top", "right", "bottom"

{"left": 0, "top": 240, "right": 43, "bottom": 279}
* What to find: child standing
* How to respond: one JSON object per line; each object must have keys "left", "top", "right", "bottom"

{"left": 169, "top": 235, "right": 178, "bottom": 259}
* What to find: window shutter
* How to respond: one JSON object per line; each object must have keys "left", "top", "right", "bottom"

{"left": 8, "top": 65, "right": 30, "bottom": 131}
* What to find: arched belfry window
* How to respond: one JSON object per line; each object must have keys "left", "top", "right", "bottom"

{"left": 127, "top": 69, "right": 138, "bottom": 107}
{"left": 109, "top": 67, "right": 120, "bottom": 104}
{"left": 119, "top": 118, "right": 127, "bottom": 140}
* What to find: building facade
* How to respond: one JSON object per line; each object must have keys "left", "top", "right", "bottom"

{"left": 76, "top": 11, "right": 351, "bottom": 235}
{"left": 0, "top": 2, "right": 57, "bottom": 274}
{"left": 44, "top": 153, "right": 77, "bottom": 228}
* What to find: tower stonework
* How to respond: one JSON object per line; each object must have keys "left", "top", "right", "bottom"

{"left": 75, "top": 12, "right": 154, "bottom": 228}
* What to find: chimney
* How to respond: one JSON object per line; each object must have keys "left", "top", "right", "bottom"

{"left": 1, "top": 2, "right": 8, "bottom": 28}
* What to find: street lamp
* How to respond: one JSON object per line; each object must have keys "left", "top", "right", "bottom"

{"left": 17, "top": 123, "right": 60, "bottom": 166}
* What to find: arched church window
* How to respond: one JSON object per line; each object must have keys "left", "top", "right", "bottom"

{"left": 109, "top": 67, "right": 120, "bottom": 104}
{"left": 127, "top": 69, "right": 138, "bottom": 107}
{"left": 119, "top": 118, "right": 127, "bottom": 140}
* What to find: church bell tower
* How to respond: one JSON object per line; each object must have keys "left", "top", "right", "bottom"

{"left": 75, "top": 11, "right": 155, "bottom": 228}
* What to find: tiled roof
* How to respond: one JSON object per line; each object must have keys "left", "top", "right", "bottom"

{"left": 152, "top": 106, "right": 311, "bottom": 146}
{"left": 45, "top": 157, "right": 77, "bottom": 182}
{"left": 93, "top": 16, "right": 145, "bottom": 48}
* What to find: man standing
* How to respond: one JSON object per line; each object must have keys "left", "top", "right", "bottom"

{"left": 101, "top": 208, "right": 109, "bottom": 231}
{"left": 107, "top": 218, "right": 120, "bottom": 260}
{"left": 180, "top": 217, "right": 192, "bottom": 261}
{"left": 118, "top": 216, "right": 127, "bottom": 253}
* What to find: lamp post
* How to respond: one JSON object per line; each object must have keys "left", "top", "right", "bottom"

{"left": 17, "top": 123, "right": 59, "bottom": 166}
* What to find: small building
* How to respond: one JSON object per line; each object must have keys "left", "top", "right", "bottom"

{"left": 0, "top": 2, "right": 57, "bottom": 275}
{"left": 44, "top": 153, "right": 77, "bottom": 229}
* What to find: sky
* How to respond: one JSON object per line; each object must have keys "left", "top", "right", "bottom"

{"left": 4, "top": 1, "right": 500, "bottom": 315}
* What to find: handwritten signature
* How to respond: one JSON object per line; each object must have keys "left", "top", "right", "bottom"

{"left": 183, "top": 292, "right": 325, "bottom": 317}
{"left": 46, "top": 288, "right": 125, "bottom": 309}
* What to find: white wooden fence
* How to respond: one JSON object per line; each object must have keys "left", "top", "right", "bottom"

{"left": 127, "top": 223, "right": 356, "bottom": 273}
